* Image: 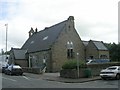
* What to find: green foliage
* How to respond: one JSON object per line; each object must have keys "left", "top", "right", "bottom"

{"left": 105, "top": 43, "right": 120, "bottom": 62}
{"left": 62, "top": 60, "right": 86, "bottom": 69}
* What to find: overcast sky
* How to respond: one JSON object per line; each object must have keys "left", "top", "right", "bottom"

{"left": 0, "top": 0, "right": 119, "bottom": 52}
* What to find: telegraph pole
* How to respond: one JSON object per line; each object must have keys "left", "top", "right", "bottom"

{"left": 5, "top": 24, "right": 8, "bottom": 62}
{"left": 77, "top": 53, "right": 79, "bottom": 78}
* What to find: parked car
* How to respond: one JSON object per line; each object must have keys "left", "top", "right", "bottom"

{"left": 2, "top": 64, "right": 9, "bottom": 73}
{"left": 100, "top": 66, "right": 120, "bottom": 80}
{"left": 86, "top": 59, "right": 110, "bottom": 64}
{"left": 4, "top": 65, "right": 23, "bottom": 75}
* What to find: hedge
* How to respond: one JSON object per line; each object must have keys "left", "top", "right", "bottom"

{"left": 62, "top": 60, "right": 86, "bottom": 69}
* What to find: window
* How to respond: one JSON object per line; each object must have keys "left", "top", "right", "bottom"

{"left": 107, "top": 67, "right": 116, "bottom": 70}
{"left": 100, "top": 55, "right": 107, "bottom": 59}
{"left": 67, "top": 41, "right": 74, "bottom": 59}
{"left": 90, "top": 56, "right": 93, "bottom": 59}
{"left": 43, "top": 36, "right": 48, "bottom": 40}
{"left": 67, "top": 41, "right": 73, "bottom": 49}
{"left": 67, "top": 49, "right": 74, "bottom": 58}
{"left": 118, "top": 68, "right": 120, "bottom": 70}
{"left": 30, "top": 41, "right": 34, "bottom": 44}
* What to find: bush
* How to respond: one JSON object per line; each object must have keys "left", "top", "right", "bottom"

{"left": 62, "top": 60, "right": 86, "bottom": 69}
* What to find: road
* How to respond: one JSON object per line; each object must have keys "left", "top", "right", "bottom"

{"left": 2, "top": 73, "right": 120, "bottom": 88}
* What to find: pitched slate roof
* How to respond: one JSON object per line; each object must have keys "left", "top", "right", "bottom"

{"left": 92, "top": 41, "right": 108, "bottom": 50}
{"left": 12, "top": 48, "right": 27, "bottom": 60}
{"left": 82, "top": 41, "right": 89, "bottom": 46}
{"left": 83, "top": 40, "right": 108, "bottom": 50}
{"left": 22, "top": 20, "right": 67, "bottom": 53}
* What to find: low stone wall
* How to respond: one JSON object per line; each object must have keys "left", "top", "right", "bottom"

{"left": 60, "top": 62, "right": 120, "bottom": 78}
{"left": 87, "top": 62, "right": 120, "bottom": 76}
{"left": 60, "top": 68, "right": 91, "bottom": 79}
{"left": 0, "top": 69, "right": 1, "bottom": 73}
{"left": 22, "top": 67, "right": 42, "bottom": 74}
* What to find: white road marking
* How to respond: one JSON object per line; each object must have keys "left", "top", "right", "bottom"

{"left": 22, "top": 76, "right": 30, "bottom": 80}
{"left": 103, "top": 81, "right": 108, "bottom": 84}
{"left": 2, "top": 77, "right": 17, "bottom": 82}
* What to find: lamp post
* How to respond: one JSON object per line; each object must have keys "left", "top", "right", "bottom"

{"left": 29, "top": 55, "right": 32, "bottom": 68}
{"left": 5, "top": 24, "right": 8, "bottom": 62}
{"left": 77, "top": 53, "right": 79, "bottom": 78}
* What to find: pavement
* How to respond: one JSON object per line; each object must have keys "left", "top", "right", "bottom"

{"left": 24, "top": 72, "right": 101, "bottom": 83}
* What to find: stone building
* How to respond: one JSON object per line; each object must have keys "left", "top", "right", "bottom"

{"left": 21, "top": 16, "right": 85, "bottom": 72}
{"left": 83, "top": 40, "right": 109, "bottom": 60}
{"left": 8, "top": 16, "right": 109, "bottom": 72}
{"left": 8, "top": 48, "right": 28, "bottom": 67}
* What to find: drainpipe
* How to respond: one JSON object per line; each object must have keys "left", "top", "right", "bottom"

{"left": 29, "top": 55, "right": 32, "bottom": 68}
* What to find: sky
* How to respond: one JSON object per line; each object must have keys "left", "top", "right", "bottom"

{"left": 0, "top": 0, "right": 119, "bottom": 52}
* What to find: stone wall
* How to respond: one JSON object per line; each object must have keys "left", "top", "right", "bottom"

{"left": 60, "top": 62, "right": 120, "bottom": 78}
{"left": 86, "top": 41, "right": 99, "bottom": 59}
{"left": 15, "top": 60, "right": 28, "bottom": 67}
{"left": 28, "top": 50, "right": 52, "bottom": 72}
{"left": 22, "top": 67, "right": 42, "bottom": 74}
{"left": 51, "top": 18, "right": 85, "bottom": 72}
{"left": 87, "top": 62, "right": 120, "bottom": 76}
{"left": 86, "top": 41, "right": 109, "bottom": 59}
{"left": 60, "top": 68, "right": 88, "bottom": 78}
{"left": 98, "top": 50, "right": 109, "bottom": 59}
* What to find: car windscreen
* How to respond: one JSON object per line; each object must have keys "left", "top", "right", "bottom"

{"left": 107, "top": 67, "right": 117, "bottom": 70}
{"left": 13, "top": 66, "right": 21, "bottom": 69}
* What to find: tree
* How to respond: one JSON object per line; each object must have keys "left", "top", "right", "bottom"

{"left": 105, "top": 43, "right": 120, "bottom": 62}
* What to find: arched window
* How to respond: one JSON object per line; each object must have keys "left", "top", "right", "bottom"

{"left": 67, "top": 41, "right": 74, "bottom": 58}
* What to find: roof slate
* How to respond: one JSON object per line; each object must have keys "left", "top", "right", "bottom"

{"left": 82, "top": 41, "right": 89, "bottom": 46}
{"left": 82, "top": 40, "right": 108, "bottom": 50}
{"left": 22, "top": 20, "right": 67, "bottom": 53}
{"left": 93, "top": 41, "right": 108, "bottom": 50}
{"left": 13, "top": 49, "right": 27, "bottom": 60}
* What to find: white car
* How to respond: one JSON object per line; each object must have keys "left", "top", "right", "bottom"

{"left": 4, "top": 65, "right": 23, "bottom": 75}
{"left": 100, "top": 66, "right": 120, "bottom": 80}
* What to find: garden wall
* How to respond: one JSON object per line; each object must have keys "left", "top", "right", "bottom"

{"left": 87, "top": 62, "right": 120, "bottom": 76}
{"left": 22, "top": 67, "right": 42, "bottom": 74}
{"left": 60, "top": 62, "right": 120, "bottom": 78}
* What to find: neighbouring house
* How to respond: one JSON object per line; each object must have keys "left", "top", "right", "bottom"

{"left": 83, "top": 40, "right": 109, "bottom": 60}
{"left": 21, "top": 16, "right": 85, "bottom": 72}
{"left": 8, "top": 16, "right": 109, "bottom": 72}
{"left": 8, "top": 48, "right": 28, "bottom": 67}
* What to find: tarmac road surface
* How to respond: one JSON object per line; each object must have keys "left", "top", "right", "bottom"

{"left": 2, "top": 73, "right": 120, "bottom": 88}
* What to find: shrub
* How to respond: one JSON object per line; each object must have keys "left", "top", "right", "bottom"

{"left": 62, "top": 60, "right": 86, "bottom": 69}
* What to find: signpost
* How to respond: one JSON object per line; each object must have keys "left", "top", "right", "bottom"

{"left": 77, "top": 53, "right": 79, "bottom": 78}
{"left": 5, "top": 24, "right": 8, "bottom": 62}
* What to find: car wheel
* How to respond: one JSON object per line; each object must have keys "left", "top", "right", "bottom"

{"left": 101, "top": 77, "right": 107, "bottom": 80}
{"left": 4, "top": 71, "right": 6, "bottom": 75}
{"left": 5, "top": 71, "right": 8, "bottom": 75}
{"left": 116, "top": 74, "right": 120, "bottom": 80}
{"left": 9, "top": 71, "right": 12, "bottom": 75}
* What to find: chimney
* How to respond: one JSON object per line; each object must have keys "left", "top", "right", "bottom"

{"left": 29, "top": 27, "right": 34, "bottom": 37}
{"left": 68, "top": 16, "right": 74, "bottom": 21}
{"left": 44, "top": 27, "right": 49, "bottom": 30}
{"left": 67, "top": 16, "right": 75, "bottom": 28}
{"left": 35, "top": 28, "right": 38, "bottom": 33}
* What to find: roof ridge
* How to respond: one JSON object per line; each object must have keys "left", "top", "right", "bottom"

{"left": 90, "top": 40, "right": 102, "bottom": 42}
{"left": 38, "top": 20, "right": 67, "bottom": 33}
{"left": 22, "top": 18, "right": 67, "bottom": 53}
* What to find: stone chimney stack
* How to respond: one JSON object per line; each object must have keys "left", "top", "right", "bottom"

{"left": 35, "top": 28, "right": 38, "bottom": 33}
{"left": 68, "top": 16, "right": 74, "bottom": 21}
{"left": 29, "top": 27, "right": 34, "bottom": 37}
{"left": 67, "top": 16, "right": 75, "bottom": 28}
